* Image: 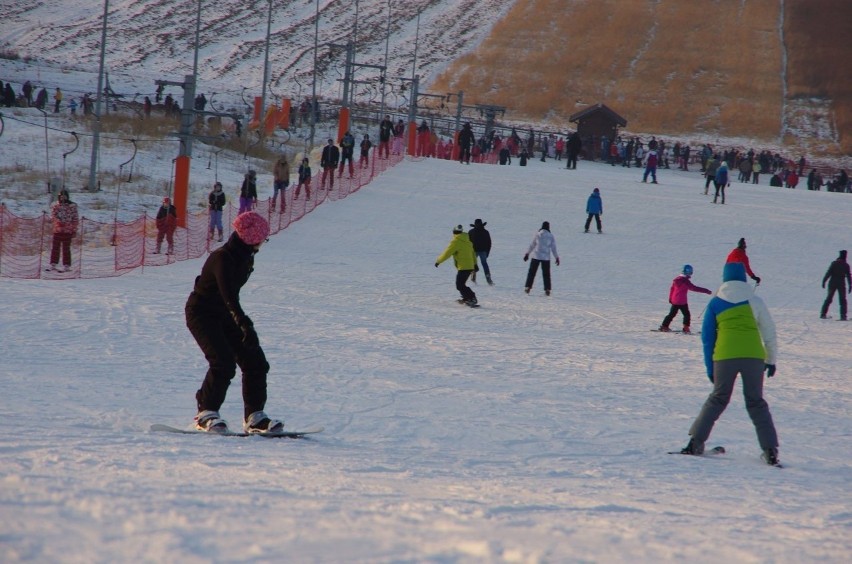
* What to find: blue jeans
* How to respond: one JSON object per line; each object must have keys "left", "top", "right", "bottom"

{"left": 475, "top": 251, "right": 490, "bottom": 277}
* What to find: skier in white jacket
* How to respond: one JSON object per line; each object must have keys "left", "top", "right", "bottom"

{"left": 523, "top": 221, "right": 560, "bottom": 295}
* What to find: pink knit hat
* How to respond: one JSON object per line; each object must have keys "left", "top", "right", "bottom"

{"left": 232, "top": 211, "right": 270, "bottom": 245}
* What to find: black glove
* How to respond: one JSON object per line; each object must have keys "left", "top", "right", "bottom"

{"left": 474, "top": 264, "right": 479, "bottom": 272}
{"left": 752, "top": 276, "right": 761, "bottom": 285}
{"left": 764, "top": 364, "right": 776, "bottom": 377}
{"left": 523, "top": 254, "right": 529, "bottom": 262}
{"left": 241, "top": 322, "right": 260, "bottom": 349}
{"left": 434, "top": 262, "right": 439, "bottom": 268}
{"left": 822, "top": 282, "right": 826, "bottom": 289}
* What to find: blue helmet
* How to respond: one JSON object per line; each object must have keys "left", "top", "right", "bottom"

{"left": 682, "top": 264, "right": 694, "bottom": 276}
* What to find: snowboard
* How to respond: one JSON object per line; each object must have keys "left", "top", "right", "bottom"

{"left": 150, "top": 423, "right": 323, "bottom": 438}
{"left": 667, "top": 446, "right": 726, "bottom": 456}
{"left": 650, "top": 329, "right": 701, "bottom": 335}
{"left": 457, "top": 299, "right": 481, "bottom": 308}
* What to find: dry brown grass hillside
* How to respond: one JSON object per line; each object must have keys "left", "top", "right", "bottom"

{"left": 430, "top": 0, "right": 851, "bottom": 156}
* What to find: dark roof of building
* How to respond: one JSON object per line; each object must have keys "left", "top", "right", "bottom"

{"left": 569, "top": 103, "right": 627, "bottom": 126}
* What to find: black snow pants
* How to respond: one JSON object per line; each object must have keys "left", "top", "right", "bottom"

{"left": 186, "top": 301, "right": 270, "bottom": 419}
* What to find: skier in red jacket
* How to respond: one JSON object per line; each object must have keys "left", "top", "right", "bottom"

{"left": 726, "top": 238, "right": 761, "bottom": 284}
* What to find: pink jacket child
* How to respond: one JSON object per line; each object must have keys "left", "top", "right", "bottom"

{"left": 659, "top": 264, "right": 712, "bottom": 333}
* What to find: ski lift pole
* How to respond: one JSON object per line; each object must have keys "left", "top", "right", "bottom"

{"left": 62, "top": 132, "right": 80, "bottom": 191}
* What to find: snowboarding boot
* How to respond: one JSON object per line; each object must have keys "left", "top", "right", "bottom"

{"left": 680, "top": 437, "right": 705, "bottom": 455}
{"left": 762, "top": 447, "right": 780, "bottom": 466}
{"left": 524, "top": 287, "right": 531, "bottom": 294}
{"left": 486, "top": 275, "right": 494, "bottom": 286}
{"left": 195, "top": 410, "right": 229, "bottom": 433}
{"left": 658, "top": 325, "right": 671, "bottom": 332}
{"left": 682, "top": 325, "right": 691, "bottom": 334}
{"left": 244, "top": 411, "right": 284, "bottom": 434}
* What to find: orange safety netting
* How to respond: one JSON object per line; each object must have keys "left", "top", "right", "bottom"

{"left": 0, "top": 152, "right": 407, "bottom": 280}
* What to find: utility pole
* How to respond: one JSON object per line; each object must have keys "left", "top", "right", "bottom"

{"left": 155, "top": 75, "right": 196, "bottom": 227}
{"left": 87, "top": 0, "right": 109, "bottom": 192}
{"left": 260, "top": 0, "right": 273, "bottom": 128}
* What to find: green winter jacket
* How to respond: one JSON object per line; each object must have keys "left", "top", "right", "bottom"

{"left": 436, "top": 233, "right": 476, "bottom": 271}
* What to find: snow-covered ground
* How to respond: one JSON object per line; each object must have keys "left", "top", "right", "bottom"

{"left": 2, "top": 146, "right": 851, "bottom": 561}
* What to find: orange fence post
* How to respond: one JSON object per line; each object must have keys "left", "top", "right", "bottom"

{"left": 173, "top": 155, "right": 191, "bottom": 228}
{"left": 248, "top": 97, "right": 262, "bottom": 130}
{"left": 337, "top": 107, "right": 350, "bottom": 142}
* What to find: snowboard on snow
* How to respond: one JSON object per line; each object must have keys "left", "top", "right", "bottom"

{"left": 150, "top": 423, "right": 323, "bottom": 438}
{"left": 457, "top": 299, "right": 481, "bottom": 308}
{"left": 650, "top": 329, "right": 701, "bottom": 335}
{"left": 667, "top": 446, "right": 726, "bottom": 456}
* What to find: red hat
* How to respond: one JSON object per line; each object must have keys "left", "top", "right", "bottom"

{"left": 163, "top": 197, "right": 171, "bottom": 203}
{"left": 232, "top": 211, "right": 270, "bottom": 245}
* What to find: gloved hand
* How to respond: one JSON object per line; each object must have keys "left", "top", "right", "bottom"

{"left": 523, "top": 254, "right": 529, "bottom": 262}
{"left": 703, "top": 289, "right": 712, "bottom": 295}
{"left": 241, "top": 321, "right": 260, "bottom": 349}
{"left": 752, "top": 276, "right": 761, "bottom": 285}
{"left": 555, "top": 257, "right": 560, "bottom": 266}
{"left": 822, "top": 281, "right": 826, "bottom": 289}
{"left": 434, "top": 262, "right": 439, "bottom": 268}
{"left": 764, "top": 364, "right": 776, "bottom": 377}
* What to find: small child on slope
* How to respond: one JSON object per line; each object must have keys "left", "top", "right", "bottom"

{"left": 659, "top": 264, "right": 712, "bottom": 333}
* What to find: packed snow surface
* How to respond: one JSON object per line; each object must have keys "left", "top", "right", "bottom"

{"left": 1, "top": 153, "right": 851, "bottom": 562}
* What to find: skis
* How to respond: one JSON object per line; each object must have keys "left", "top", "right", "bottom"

{"left": 150, "top": 423, "right": 323, "bottom": 438}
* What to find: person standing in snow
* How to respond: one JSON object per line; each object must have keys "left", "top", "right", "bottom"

{"left": 338, "top": 131, "right": 355, "bottom": 178}
{"left": 713, "top": 160, "right": 730, "bottom": 204}
{"left": 584, "top": 188, "right": 603, "bottom": 233}
{"left": 154, "top": 197, "right": 178, "bottom": 255}
{"left": 468, "top": 219, "right": 493, "bottom": 286}
{"left": 566, "top": 132, "right": 582, "bottom": 169}
{"left": 378, "top": 115, "right": 393, "bottom": 159}
{"left": 271, "top": 155, "right": 290, "bottom": 213}
{"left": 523, "top": 221, "right": 560, "bottom": 295}
{"left": 186, "top": 211, "right": 284, "bottom": 434}
{"left": 820, "top": 250, "right": 851, "bottom": 320}
{"left": 658, "top": 264, "right": 712, "bottom": 333}
{"left": 359, "top": 134, "right": 372, "bottom": 169}
{"left": 435, "top": 224, "right": 478, "bottom": 306}
{"left": 46, "top": 189, "right": 79, "bottom": 272}
{"left": 239, "top": 170, "right": 257, "bottom": 214}
{"left": 726, "top": 237, "right": 761, "bottom": 284}
{"left": 208, "top": 182, "right": 226, "bottom": 242}
{"left": 392, "top": 119, "right": 405, "bottom": 155}
{"left": 458, "top": 122, "right": 475, "bottom": 164}
{"left": 680, "top": 261, "right": 780, "bottom": 466}
{"left": 642, "top": 149, "right": 658, "bottom": 183}
{"left": 53, "top": 87, "right": 63, "bottom": 113}
{"left": 704, "top": 155, "right": 721, "bottom": 195}
{"left": 295, "top": 157, "right": 312, "bottom": 200}
{"left": 320, "top": 138, "right": 340, "bottom": 190}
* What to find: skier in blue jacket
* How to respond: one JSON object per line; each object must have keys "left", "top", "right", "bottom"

{"left": 584, "top": 188, "right": 603, "bottom": 233}
{"left": 713, "top": 161, "right": 729, "bottom": 204}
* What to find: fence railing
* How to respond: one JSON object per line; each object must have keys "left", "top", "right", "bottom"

{"left": 1, "top": 152, "right": 406, "bottom": 279}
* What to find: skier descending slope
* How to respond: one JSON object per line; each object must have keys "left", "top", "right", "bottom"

{"left": 185, "top": 211, "right": 285, "bottom": 434}
{"left": 680, "top": 262, "right": 781, "bottom": 466}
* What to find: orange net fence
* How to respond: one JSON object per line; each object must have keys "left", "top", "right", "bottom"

{"left": 1, "top": 152, "right": 410, "bottom": 279}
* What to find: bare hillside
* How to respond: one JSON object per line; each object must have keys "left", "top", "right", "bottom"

{"left": 431, "top": 0, "right": 851, "bottom": 156}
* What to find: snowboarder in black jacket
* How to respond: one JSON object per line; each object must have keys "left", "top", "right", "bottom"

{"left": 820, "top": 250, "right": 851, "bottom": 320}
{"left": 468, "top": 218, "right": 493, "bottom": 285}
{"left": 186, "top": 211, "right": 284, "bottom": 434}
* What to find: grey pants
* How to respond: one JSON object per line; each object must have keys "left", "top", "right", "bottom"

{"left": 689, "top": 358, "right": 778, "bottom": 450}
